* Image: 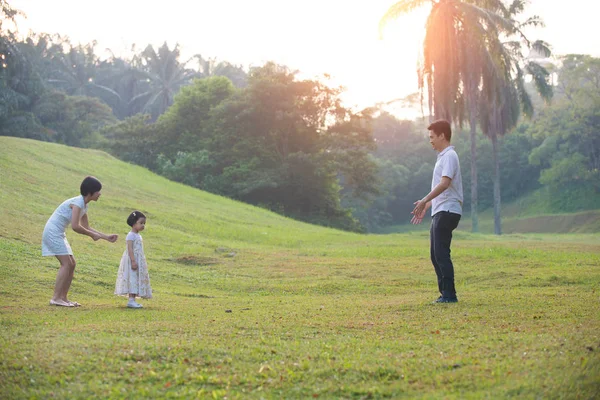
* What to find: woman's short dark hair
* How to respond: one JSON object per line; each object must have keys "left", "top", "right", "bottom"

{"left": 127, "top": 211, "right": 146, "bottom": 227}
{"left": 80, "top": 176, "right": 102, "bottom": 196}
{"left": 427, "top": 119, "right": 452, "bottom": 142}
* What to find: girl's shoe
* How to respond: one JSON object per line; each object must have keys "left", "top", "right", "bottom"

{"left": 127, "top": 301, "right": 143, "bottom": 308}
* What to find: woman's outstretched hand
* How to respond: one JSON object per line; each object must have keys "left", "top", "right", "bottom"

{"left": 106, "top": 234, "right": 119, "bottom": 243}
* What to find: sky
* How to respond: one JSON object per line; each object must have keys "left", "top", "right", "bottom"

{"left": 10, "top": 0, "right": 600, "bottom": 116}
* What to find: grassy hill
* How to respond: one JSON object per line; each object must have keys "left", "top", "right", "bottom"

{"left": 1, "top": 137, "right": 599, "bottom": 399}
{"left": 456, "top": 207, "right": 600, "bottom": 235}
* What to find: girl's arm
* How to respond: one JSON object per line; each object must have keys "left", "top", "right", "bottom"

{"left": 127, "top": 240, "right": 138, "bottom": 270}
{"left": 79, "top": 213, "right": 118, "bottom": 243}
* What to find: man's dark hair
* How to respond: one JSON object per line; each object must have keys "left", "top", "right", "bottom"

{"left": 427, "top": 120, "right": 452, "bottom": 142}
{"left": 80, "top": 176, "right": 102, "bottom": 196}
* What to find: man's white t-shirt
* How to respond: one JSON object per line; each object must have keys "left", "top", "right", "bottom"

{"left": 431, "top": 145, "right": 463, "bottom": 216}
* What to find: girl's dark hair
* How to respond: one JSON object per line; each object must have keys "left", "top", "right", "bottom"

{"left": 127, "top": 211, "right": 146, "bottom": 227}
{"left": 80, "top": 176, "right": 102, "bottom": 196}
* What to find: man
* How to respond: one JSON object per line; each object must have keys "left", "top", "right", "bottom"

{"left": 411, "top": 120, "right": 463, "bottom": 303}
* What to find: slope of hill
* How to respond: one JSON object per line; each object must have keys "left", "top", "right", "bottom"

{"left": 381, "top": 194, "right": 600, "bottom": 234}
{"left": 457, "top": 192, "right": 600, "bottom": 234}
{"left": 0, "top": 136, "right": 364, "bottom": 253}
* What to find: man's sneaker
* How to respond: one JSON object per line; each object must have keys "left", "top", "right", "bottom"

{"left": 435, "top": 296, "right": 458, "bottom": 303}
{"left": 127, "top": 301, "right": 143, "bottom": 308}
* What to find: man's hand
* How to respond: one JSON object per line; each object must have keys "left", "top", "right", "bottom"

{"left": 412, "top": 199, "right": 428, "bottom": 222}
{"left": 106, "top": 234, "right": 118, "bottom": 243}
{"left": 411, "top": 208, "right": 426, "bottom": 225}
{"left": 411, "top": 200, "right": 427, "bottom": 225}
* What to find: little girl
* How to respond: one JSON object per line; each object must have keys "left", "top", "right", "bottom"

{"left": 115, "top": 211, "right": 152, "bottom": 308}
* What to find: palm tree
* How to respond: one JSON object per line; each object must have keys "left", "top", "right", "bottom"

{"left": 129, "top": 42, "right": 200, "bottom": 120}
{"left": 0, "top": 28, "right": 29, "bottom": 120}
{"left": 1, "top": 2, "right": 27, "bottom": 114}
{"left": 379, "top": 0, "right": 517, "bottom": 232}
{"left": 195, "top": 55, "right": 248, "bottom": 88}
{"left": 0, "top": 2, "right": 46, "bottom": 132}
{"left": 46, "top": 41, "right": 121, "bottom": 106}
{"left": 95, "top": 54, "right": 148, "bottom": 119}
{"left": 478, "top": 1, "right": 553, "bottom": 234}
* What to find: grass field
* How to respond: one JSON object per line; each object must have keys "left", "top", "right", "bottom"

{"left": 1, "top": 137, "right": 599, "bottom": 399}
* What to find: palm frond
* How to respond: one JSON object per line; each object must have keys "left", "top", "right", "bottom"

{"left": 525, "top": 61, "right": 553, "bottom": 104}
{"left": 378, "top": 0, "right": 430, "bottom": 38}
{"left": 460, "top": 2, "right": 515, "bottom": 35}
{"left": 518, "top": 15, "right": 545, "bottom": 29}
{"left": 531, "top": 40, "right": 552, "bottom": 58}
{"left": 422, "top": 1, "right": 464, "bottom": 121}
{"left": 464, "top": 0, "right": 510, "bottom": 16}
{"left": 507, "top": 0, "right": 526, "bottom": 16}
{"left": 142, "top": 90, "right": 166, "bottom": 114}
{"left": 170, "top": 73, "right": 201, "bottom": 88}
{"left": 128, "top": 91, "right": 153, "bottom": 108}
{"left": 508, "top": 64, "right": 531, "bottom": 120}
{"left": 88, "top": 82, "right": 122, "bottom": 103}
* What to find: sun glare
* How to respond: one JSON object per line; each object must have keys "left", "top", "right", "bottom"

{"left": 294, "top": 2, "right": 428, "bottom": 118}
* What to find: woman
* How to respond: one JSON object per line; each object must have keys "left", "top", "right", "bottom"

{"left": 42, "top": 176, "right": 118, "bottom": 307}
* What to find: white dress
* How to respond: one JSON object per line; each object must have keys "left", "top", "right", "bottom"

{"left": 42, "top": 195, "right": 88, "bottom": 256}
{"left": 115, "top": 231, "right": 153, "bottom": 298}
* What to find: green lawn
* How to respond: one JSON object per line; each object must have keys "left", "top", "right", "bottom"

{"left": 1, "top": 137, "right": 599, "bottom": 399}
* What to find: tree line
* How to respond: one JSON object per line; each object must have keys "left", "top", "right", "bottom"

{"left": 1, "top": 1, "right": 598, "bottom": 232}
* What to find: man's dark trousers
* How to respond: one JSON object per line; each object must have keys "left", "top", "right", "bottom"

{"left": 430, "top": 211, "right": 461, "bottom": 298}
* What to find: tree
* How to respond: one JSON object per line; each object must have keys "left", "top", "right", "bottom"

{"left": 98, "top": 114, "right": 160, "bottom": 170}
{"left": 478, "top": 0, "right": 553, "bottom": 234}
{"left": 129, "top": 43, "right": 200, "bottom": 120}
{"left": 0, "top": 24, "right": 116, "bottom": 145}
{"left": 196, "top": 56, "right": 248, "bottom": 88}
{"left": 154, "top": 75, "right": 236, "bottom": 156}
{"left": 0, "top": 1, "right": 43, "bottom": 127}
{"left": 527, "top": 55, "right": 600, "bottom": 211}
{"left": 32, "top": 90, "right": 116, "bottom": 147}
{"left": 44, "top": 40, "right": 121, "bottom": 108}
{"left": 94, "top": 54, "right": 147, "bottom": 119}
{"left": 150, "top": 63, "right": 377, "bottom": 231}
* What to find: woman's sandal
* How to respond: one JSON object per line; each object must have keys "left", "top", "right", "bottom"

{"left": 49, "top": 299, "right": 74, "bottom": 307}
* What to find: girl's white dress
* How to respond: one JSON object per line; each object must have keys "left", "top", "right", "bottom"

{"left": 42, "top": 195, "right": 88, "bottom": 256}
{"left": 115, "top": 231, "right": 152, "bottom": 298}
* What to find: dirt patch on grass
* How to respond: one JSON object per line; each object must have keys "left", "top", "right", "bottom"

{"left": 169, "top": 255, "right": 221, "bottom": 266}
{"left": 172, "top": 292, "right": 214, "bottom": 298}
